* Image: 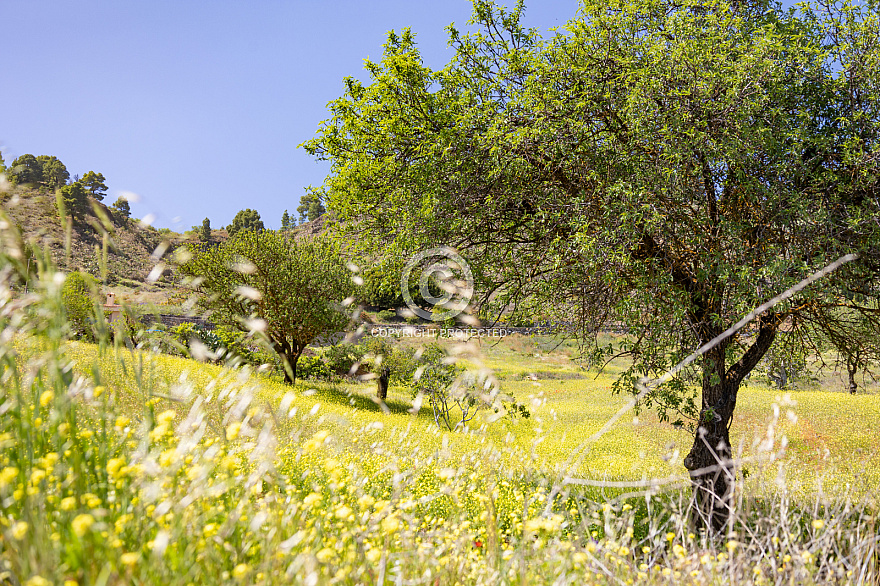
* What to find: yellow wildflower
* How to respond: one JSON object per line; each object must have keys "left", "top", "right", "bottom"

{"left": 72, "top": 513, "right": 95, "bottom": 537}
{"left": 381, "top": 515, "right": 400, "bottom": 534}
{"left": 159, "top": 449, "right": 176, "bottom": 468}
{"left": 60, "top": 496, "right": 76, "bottom": 511}
{"left": 25, "top": 577, "right": 50, "bottom": 586}
{"left": 812, "top": 519, "right": 824, "bottom": 530}
{"left": 39, "top": 390, "right": 54, "bottom": 407}
{"left": 11, "top": 521, "right": 28, "bottom": 540}
{"left": 226, "top": 422, "right": 242, "bottom": 441}
{"left": 106, "top": 458, "right": 125, "bottom": 478}
{"left": 232, "top": 564, "right": 248, "bottom": 579}
{"left": 157, "top": 409, "right": 175, "bottom": 424}
{"left": 41, "top": 453, "right": 59, "bottom": 469}
{"left": 0, "top": 467, "right": 18, "bottom": 489}
{"left": 316, "top": 548, "right": 336, "bottom": 563}
{"left": 120, "top": 552, "right": 138, "bottom": 567}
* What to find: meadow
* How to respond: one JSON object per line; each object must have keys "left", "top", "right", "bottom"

{"left": 2, "top": 271, "right": 879, "bottom": 586}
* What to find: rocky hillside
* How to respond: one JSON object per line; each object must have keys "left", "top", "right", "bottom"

{"left": 1, "top": 185, "right": 330, "bottom": 287}
{"left": 1, "top": 186, "right": 177, "bottom": 284}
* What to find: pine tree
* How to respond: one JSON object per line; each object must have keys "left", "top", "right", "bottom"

{"left": 111, "top": 197, "right": 131, "bottom": 219}
{"left": 200, "top": 218, "right": 212, "bottom": 242}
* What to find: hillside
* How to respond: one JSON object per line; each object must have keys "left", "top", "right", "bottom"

{"left": 0, "top": 185, "right": 241, "bottom": 289}
{"left": 0, "top": 186, "right": 167, "bottom": 282}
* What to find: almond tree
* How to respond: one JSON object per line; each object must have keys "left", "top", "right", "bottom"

{"left": 305, "top": 0, "right": 880, "bottom": 529}
{"left": 180, "top": 231, "right": 354, "bottom": 384}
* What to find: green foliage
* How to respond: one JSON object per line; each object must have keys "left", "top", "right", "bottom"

{"left": 297, "top": 190, "right": 325, "bottom": 223}
{"left": 111, "top": 196, "right": 131, "bottom": 218}
{"left": 7, "top": 154, "right": 70, "bottom": 189}
{"left": 281, "top": 209, "right": 292, "bottom": 231}
{"left": 35, "top": 155, "right": 69, "bottom": 189}
{"left": 61, "top": 271, "right": 98, "bottom": 341}
{"left": 360, "top": 257, "right": 405, "bottom": 308}
{"left": 226, "top": 208, "right": 264, "bottom": 237}
{"left": 57, "top": 182, "right": 89, "bottom": 218}
{"left": 7, "top": 154, "right": 44, "bottom": 186}
{"left": 179, "top": 230, "right": 354, "bottom": 383}
{"left": 362, "top": 337, "right": 417, "bottom": 377}
{"left": 323, "top": 342, "right": 367, "bottom": 375}
{"left": 375, "top": 309, "right": 397, "bottom": 323}
{"left": 296, "top": 354, "right": 333, "bottom": 380}
{"left": 199, "top": 217, "right": 211, "bottom": 242}
{"left": 79, "top": 170, "right": 107, "bottom": 200}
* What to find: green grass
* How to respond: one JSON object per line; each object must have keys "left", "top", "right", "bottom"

{"left": 49, "top": 332, "right": 880, "bottom": 497}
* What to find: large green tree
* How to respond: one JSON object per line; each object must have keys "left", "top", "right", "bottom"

{"left": 305, "top": 0, "right": 880, "bottom": 528}
{"left": 57, "top": 182, "right": 89, "bottom": 218}
{"left": 179, "top": 231, "right": 354, "bottom": 384}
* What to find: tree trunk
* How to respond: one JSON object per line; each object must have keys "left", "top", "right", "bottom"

{"left": 847, "top": 354, "right": 858, "bottom": 394}
{"left": 683, "top": 349, "right": 736, "bottom": 533}
{"left": 280, "top": 347, "right": 303, "bottom": 385}
{"left": 377, "top": 367, "right": 390, "bottom": 401}
{"left": 683, "top": 394, "right": 735, "bottom": 533}
{"left": 684, "top": 315, "right": 779, "bottom": 532}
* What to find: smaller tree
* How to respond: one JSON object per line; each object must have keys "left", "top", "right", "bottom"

{"left": 61, "top": 271, "right": 98, "bottom": 341}
{"left": 200, "top": 217, "right": 211, "bottom": 242}
{"left": 57, "top": 182, "right": 89, "bottom": 218}
{"left": 296, "top": 190, "right": 325, "bottom": 223}
{"left": 359, "top": 337, "right": 417, "bottom": 400}
{"left": 180, "top": 231, "right": 354, "bottom": 384}
{"left": 226, "top": 209, "right": 264, "bottom": 237}
{"left": 811, "top": 308, "right": 880, "bottom": 394}
{"left": 281, "top": 210, "right": 292, "bottom": 231}
{"left": 408, "top": 343, "right": 492, "bottom": 431}
{"left": 79, "top": 171, "right": 108, "bottom": 200}
{"left": 110, "top": 196, "right": 131, "bottom": 219}
{"left": 0, "top": 151, "right": 6, "bottom": 175}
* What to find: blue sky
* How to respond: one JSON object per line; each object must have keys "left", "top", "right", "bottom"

{"left": 1, "top": 1, "right": 578, "bottom": 230}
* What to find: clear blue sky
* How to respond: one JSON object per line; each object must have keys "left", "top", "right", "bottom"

{"left": 1, "top": 1, "right": 578, "bottom": 230}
